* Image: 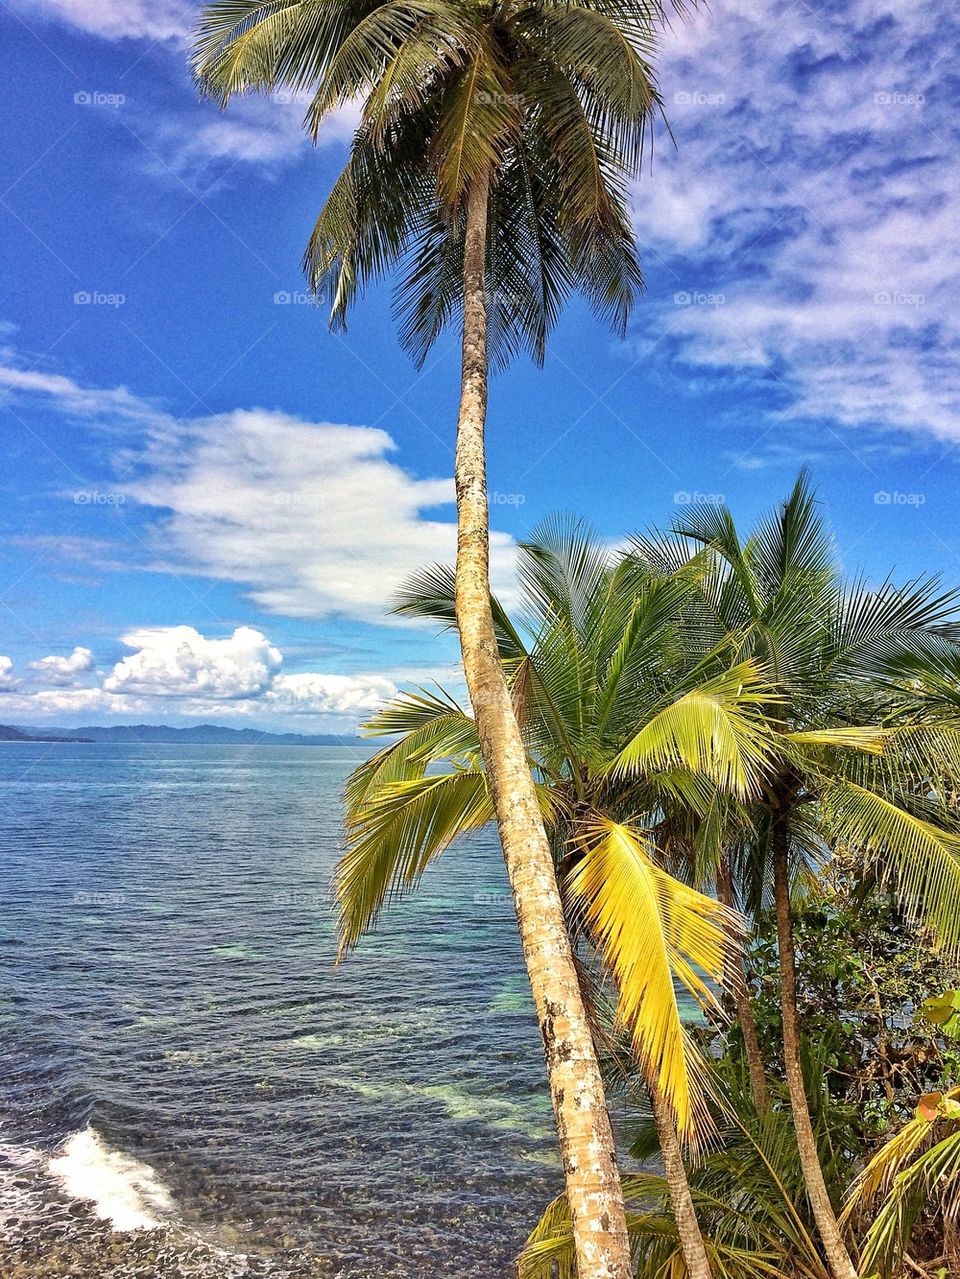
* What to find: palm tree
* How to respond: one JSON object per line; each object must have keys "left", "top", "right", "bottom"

{"left": 635, "top": 473, "right": 960, "bottom": 1279}
{"left": 522, "top": 1060, "right": 835, "bottom": 1279}
{"left": 336, "top": 520, "right": 785, "bottom": 1278}
{"left": 842, "top": 1083, "right": 960, "bottom": 1276}
{"left": 192, "top": 4, "right": 681, "bottom": 1273}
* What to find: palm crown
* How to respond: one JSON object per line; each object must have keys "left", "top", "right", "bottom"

{"left": 640, "top": 475, "right": 960, "bottom": 946}
{"left": 338, "top": 482, "right": 960, "bottom": 1139}
{"left": 192, "top": 0, "right": 669, "bottom": 365}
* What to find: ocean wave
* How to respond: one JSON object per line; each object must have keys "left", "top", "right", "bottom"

{"left": 47, "top": 1126, "right": 175, "bottom": 1232}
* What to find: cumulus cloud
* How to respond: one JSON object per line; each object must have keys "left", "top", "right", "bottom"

{"left": 266, "top": 671, "right": 400, "bottom": 716}
{"left": 2, "top": 627, "right": 409, "bottom": 727}
{"left": 28, "top": 647, "right": 95, "bottom": 686}
{"left": 104, "top": 626, "right": 282, "bottom": 699}
{"left": 123, "top": 408, "right": 519, "bottom": 622}
{"left": 631, "top": 0, "right": 960, "bottom": 443}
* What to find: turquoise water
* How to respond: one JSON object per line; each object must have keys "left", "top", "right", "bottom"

{"left": 0, "top": 744, "right": 560, "bottom": 1276}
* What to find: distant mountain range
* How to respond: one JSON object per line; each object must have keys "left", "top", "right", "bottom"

{"left": 1, "top": 723, "right": 362, "bottom": 746}
{"left": 0, "top": 724, "right": 93, "bottom": 743}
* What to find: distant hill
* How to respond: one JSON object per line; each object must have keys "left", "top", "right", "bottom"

{"left": 54, "top": 723, "right": 360, "bottom": 746}
{"left": 0, "top": 724, "right": 90, "bottom": 743}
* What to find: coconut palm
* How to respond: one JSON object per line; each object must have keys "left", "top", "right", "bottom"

{"left": 192, "top": 3, "right": 681, "bottom": 1272}
{"left": 337, "top": 519, "right": 782, "bottom": 1277}
{"left": 633, "top": 473, "right": 960, "bottom": 1279}
{"left": 842, "top": 1083, "right": 960, "bottom": 1276}
{"left": 521, "top": 1059, "right": 835, "bottom": 1279}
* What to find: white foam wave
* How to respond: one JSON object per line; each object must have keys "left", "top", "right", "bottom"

{"left": 0, "top": 1140, "right": 44, "bottom": 1229}
{"left": 48, "top": 1126, "right": 175, "bottom": 1231}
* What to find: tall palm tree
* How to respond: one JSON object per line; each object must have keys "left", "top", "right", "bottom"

{"left": 192, "top": 4, "right": 681, "bottom": 1273}
{"left": 337, "top": 520, "right": 785, "bottom": 1277}
{"left": 635, "top": 473, "right": 960, "bottom": 1279}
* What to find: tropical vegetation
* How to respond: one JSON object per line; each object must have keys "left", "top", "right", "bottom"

{"left": 338, "top": 478, "right": 960, "bottom": 1278}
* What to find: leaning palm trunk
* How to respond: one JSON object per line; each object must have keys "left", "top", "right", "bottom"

{"left": 771, "top": 815, "right": 857, "bottom": 1279}
{"left": 454, "top": 173, "right": 632, "bottom": 1279}
{"left": 648, "top": 1080, "right": 713, "bottom": 1279}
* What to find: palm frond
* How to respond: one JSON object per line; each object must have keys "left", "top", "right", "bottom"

{"left": 610, "top": 662, "right": 777, "bottom": 800}
{"left": 566, "top": 815, "right": 740, "bottom": 1135}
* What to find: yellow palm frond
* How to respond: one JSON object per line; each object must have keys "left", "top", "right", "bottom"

{"left": 609, "top": 662, "right": 777, "bottom": 800}
{"left": 567, "top": 815, "right": 742, "bottom": 1136}
{"left": 783, "top": 726, "right": 890, "bottom": 756}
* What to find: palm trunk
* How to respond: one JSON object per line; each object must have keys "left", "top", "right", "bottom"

{"left": 649, "top": 1080, "right": 713, "bottom": 1279}
{"left": 717, "top": 858, "right": 770, "bottom": 1114}
{"left": 454, "top": 170, "right": 632, "bottom": 1279}
{"left": 771, "top": 815, "right": 857, "bottom": 1279}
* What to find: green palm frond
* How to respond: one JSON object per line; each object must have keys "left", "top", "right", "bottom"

{"left": 194, "top": 0, "right": 666, "bottom": 367}
{"left": 610, "top": 662, "right": 777, "bottom": 800}
{"left": 337, "top": 768, "right": 494, "bottom": 955}
{"left": 819, "top": 778, "right": 960, "bottom": 951}
{"left": 344, "top": 685, "right": 480, "bottom": 816}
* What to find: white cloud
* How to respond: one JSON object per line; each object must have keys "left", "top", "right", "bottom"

{"left": 6, "top": 0, "right": 360, "bottom": 176}
{"left": 0, "top": 351, "right": 518, "bottom": 624}
{"left": 28, "top": 646, "right": 95, "bottom": 686}
{"left": 8, "top": 0, "right": 191, "bottom": 42}
{"left": 103, "top": 626, "right": 282, "bottom": 698}
{"left": 1, "top": 627, "right": 409, "bottom": 728}
{"left": 0, "top": 365, "right": 163, "bottom": 425}
{"left": 143, "top": 94, "right": 361, "bottom": 182}
{"left": 123, "top": 408, "right": 518, "bottom": 622}
{"left": 266, "top": 671, "right": 400, "bottom": 716}
{"left": 631, "top": 0, "right": 960, "bottom": 442}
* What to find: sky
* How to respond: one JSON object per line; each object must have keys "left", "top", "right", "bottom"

{"left": 1, "top": 0, "right": 959, "bottom": 732}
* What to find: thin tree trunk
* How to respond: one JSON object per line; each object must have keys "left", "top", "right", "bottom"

{"left": 717, "top": 858, "right": 770, "bottom": 1114}
{"left": 453, "top": 170, "right": 632, "bottom": 1279}
{"left": 771, "top": 816, "right": 857, "bottom": 1279}
{"left": 649, "top": 1080, "right": 713, "bottom": 1279}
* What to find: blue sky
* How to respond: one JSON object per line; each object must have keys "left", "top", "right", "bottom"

{"left": 2, "top": 0, "right": 959, "bottom": 730}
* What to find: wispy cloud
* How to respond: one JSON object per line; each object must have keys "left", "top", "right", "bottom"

{"left": 0, "top": 349, "right": 516, "bottom": 623}
{"left": 632, "top": 0, "right": 960, "bottom": 445}
{"left": 8, "top": 0, "right": 193, "bottom": 42}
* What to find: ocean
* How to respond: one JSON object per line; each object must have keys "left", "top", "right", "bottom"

{"left": 0, "top": 744, "right": 562, "bottom": 1277}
